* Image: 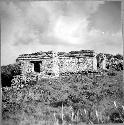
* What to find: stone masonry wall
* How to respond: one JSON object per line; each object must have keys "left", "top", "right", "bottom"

{"left": 17, "top": 51, "right": 107, "bottom": 77}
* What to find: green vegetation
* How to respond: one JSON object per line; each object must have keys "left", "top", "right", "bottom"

{"left": 2, "top": 69, "right": 124, "bottom": 125}
{"left": 1, "top": 62, "right": 21, "bottom": 87}
{"left": 1, "top": 53, "right": 124, "bottom": 125}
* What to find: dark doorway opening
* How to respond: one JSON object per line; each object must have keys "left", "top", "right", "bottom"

{"left": 31, "top": 61, "right": 41, "bottom": 73}
{"left": 34, "top": 62, "right": 40, "bottom": 73}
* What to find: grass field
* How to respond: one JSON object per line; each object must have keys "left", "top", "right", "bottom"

{"left": 2, "top": 70, "right": 124, "bottom": 125}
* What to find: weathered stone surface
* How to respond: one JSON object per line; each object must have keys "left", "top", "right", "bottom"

{"left": 16, "top": 50, "right": 122, "bottom": 78}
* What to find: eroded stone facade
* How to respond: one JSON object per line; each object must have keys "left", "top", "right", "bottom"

{"left": 16, "top": 50, "right": 108, "bottom": 78}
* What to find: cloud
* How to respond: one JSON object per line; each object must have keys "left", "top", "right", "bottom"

{"left": 87, "top": 29, "right": 123, "bottom": 54}
{"left": 50, "top": 16, "right": 89, "bottom": 45}
{"left": 0, "top": 1, "right": 105, "bottom": 46}
{"left": 0, "top": 1, "right": 122, "bottom": 65}
{"left": 88, "top": 1, "right": 121, "bottom": 33}
{"left": 50, "top": 1, "right": 104, "bottom": 17}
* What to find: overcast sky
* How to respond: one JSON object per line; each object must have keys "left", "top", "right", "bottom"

{"left": 0, "top": 1, "right": 123, "bottom": 65}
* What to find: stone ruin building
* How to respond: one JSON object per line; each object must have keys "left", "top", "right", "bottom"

{"left": 16, "top": 50, "right": 108, "bottom": 79}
